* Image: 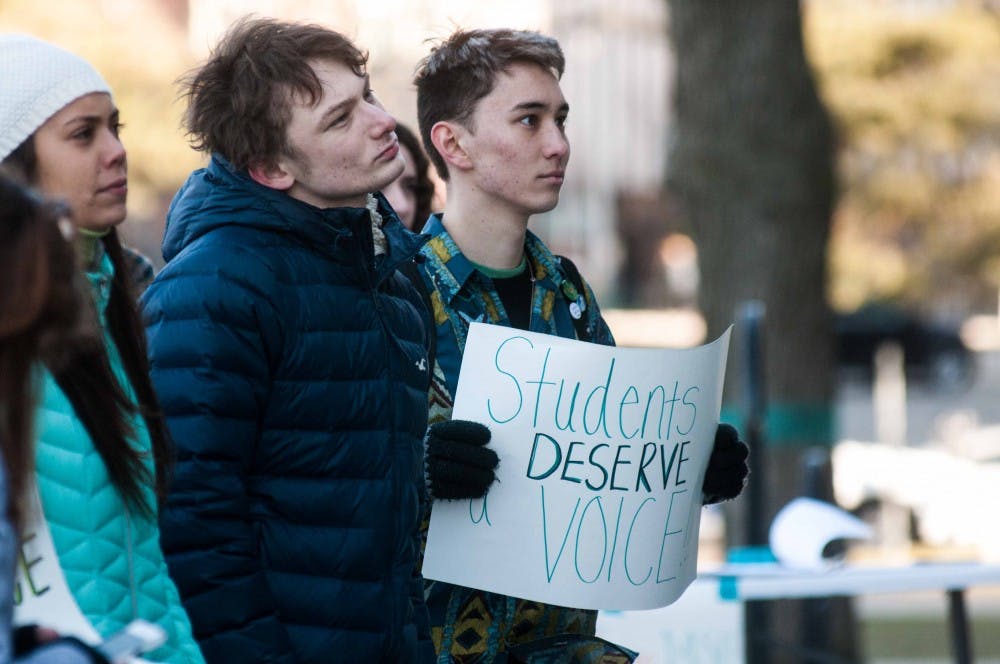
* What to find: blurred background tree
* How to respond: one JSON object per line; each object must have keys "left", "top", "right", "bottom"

{"left": 664, "top": 1, "right": 999, "bottom": 661}
{"left": 810, "top": 1, "right": 1000, "bottom": 319}
{"left": 665, "top": 0, "right": 858, "bottom": 662}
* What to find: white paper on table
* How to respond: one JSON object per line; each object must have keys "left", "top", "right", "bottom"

{"left": 769, "top": 497, "right": 873, "bottom": 570}
{"left": 423, "top": 323, "right": 731, "bottom": 611}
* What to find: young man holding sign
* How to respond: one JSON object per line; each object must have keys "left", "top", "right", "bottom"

{"left": 411, "top": 28, "right": 750, "bottom": 662}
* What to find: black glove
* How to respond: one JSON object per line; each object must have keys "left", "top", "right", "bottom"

{"left": 702, "top": 423, "right": 749, "bottom": 505}
{"left": 425, "top": 420, "right": 499, "bottom": 500}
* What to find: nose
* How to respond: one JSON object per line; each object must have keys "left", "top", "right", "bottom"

{"left": 366, "top": 96, "right": 397, "bottom": 138}
{"left": 543, "top": 123, "right": 569, "bottom": 161}
{"left": 101, "top": 129, "right": 126, "bottom": 169}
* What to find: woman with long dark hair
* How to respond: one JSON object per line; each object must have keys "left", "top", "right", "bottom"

{"left": 0, "top": 35, "right": 203, "bottom": 663}
{"left": 0, "top": 178, "right": 79, "bottom": 535}
{"left": 0, "top": 174, "right": 115, "bottom": 663}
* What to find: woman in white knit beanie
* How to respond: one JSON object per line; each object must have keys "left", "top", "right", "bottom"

{"left": 0, "top": 34, "right": 204, "bottom": 664}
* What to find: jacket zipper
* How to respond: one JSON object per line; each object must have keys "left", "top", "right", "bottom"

{"left": 124, "top": 506, "right": 138, "bottom": 618}
{"left": 358, "top": 219, "right": 403, "bottom": 659}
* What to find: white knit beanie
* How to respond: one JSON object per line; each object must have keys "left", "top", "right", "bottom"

{"left": 0, "top": 34, "right": 112, "bottom": 162}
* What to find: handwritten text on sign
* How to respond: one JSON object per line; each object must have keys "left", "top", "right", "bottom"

{"left": 14, "top": 492, "right": 101, "bottom": 643}
{"left": 422, "top": 323, "right": 731, "bottom": 610}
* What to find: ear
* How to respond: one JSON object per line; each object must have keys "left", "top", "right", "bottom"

{"left": 429, "top": 121, "right": 473, "bottom": 173}
{"left": 248, "top": 159, "right": 295, "bottom": 191}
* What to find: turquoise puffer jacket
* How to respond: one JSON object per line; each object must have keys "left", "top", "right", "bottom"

{"left": 33, "top": 252, "right": 204, "bottom": 664}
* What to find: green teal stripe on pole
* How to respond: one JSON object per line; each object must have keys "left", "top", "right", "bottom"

{"left": 721, "top": 403, "right": 834, "bottom": 447}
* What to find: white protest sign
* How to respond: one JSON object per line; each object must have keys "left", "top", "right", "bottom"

{"left": 14, "top": 491, "right": 157, "bottom": 663}
{"left": 423, "top": 323, "right": 731, "bottom": 611}
{"left": 14, "top": 491, "right": 101, "bottom": 643}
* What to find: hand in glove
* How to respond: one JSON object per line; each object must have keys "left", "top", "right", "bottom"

{"left": 702, "top": 423, "right": 749, "bottom": 505}
{"left": 425, "top": 420, "right": 499, "bottom": 500}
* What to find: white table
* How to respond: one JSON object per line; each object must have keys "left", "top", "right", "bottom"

{"left": 701, "top": 561, "right": 1000, "bottom": 664}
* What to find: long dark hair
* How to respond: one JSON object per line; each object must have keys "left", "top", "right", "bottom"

{"left": 0, "top": 175, "right": 82, "bottom": 531}
{"left": 5, "top": 138, "right": 171, "bottom": 516}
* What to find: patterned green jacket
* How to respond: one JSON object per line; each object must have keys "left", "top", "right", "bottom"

{"left": 413, "top": 214, "right": 614, "bottom": 663}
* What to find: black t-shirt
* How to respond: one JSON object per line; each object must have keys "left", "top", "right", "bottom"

{"left": 490, "top": 268, "right": 533, "bottom": 331}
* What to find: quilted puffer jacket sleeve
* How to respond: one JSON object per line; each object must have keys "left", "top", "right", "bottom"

{"left": 143, "top": 256, "right": 294, "bottom": 664}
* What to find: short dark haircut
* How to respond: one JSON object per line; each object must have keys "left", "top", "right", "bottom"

{"left": 180, "top": 16, "right": 368, "bottom": 171}
{"left": 414, "top": 28, "right": 565, "bottom": 180}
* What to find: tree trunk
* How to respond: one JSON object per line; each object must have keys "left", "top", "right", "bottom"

{"left": 665, "top": 1, "right": 859, "bottom": 662}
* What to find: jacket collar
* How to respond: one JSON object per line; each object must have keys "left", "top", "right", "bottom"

{"left": 164, "top": 155, "right": 426, "bottom": 279}
{"left": 418, "top": 214, "right": 478, "bottom": 306}
{"left": 84, "top": 250, "right": 115, "bottom": 324}
{"left": 418, "top": 213, "right": 563, "bottom": 306}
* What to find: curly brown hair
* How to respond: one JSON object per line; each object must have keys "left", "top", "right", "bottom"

{"left": 180, "top": 15, "right": 369, "bottom": 171}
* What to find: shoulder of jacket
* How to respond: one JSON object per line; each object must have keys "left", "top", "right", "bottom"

{"left": 156, "top": 227, "right": 285, "bottom": 289}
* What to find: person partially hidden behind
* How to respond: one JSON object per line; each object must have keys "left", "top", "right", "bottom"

{"left": 408, "top": 28, "right": 750, "bottom": 662}
{"left": 383, "top": 122, "right": 435, "bottom": 231}
{"left": 0, "top": 175, "right": 108, "bottom": 663}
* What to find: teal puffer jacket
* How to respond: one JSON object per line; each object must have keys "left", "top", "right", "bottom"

{"left": 33, "top": 253, "right": 204, "bottom": 664}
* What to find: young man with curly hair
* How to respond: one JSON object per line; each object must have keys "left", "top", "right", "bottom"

{"left": 142, "top": 17, "right": 452, "bottom": 663}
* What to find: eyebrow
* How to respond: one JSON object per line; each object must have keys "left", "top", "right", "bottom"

{"left": 317, "top": 74, "right": 369, "bottom": 130}
{"left": 61, "top": 109, "right": 120, "bottom": 127}
{"left": 511, "top": 101, "right": 570, "bottom": 114}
